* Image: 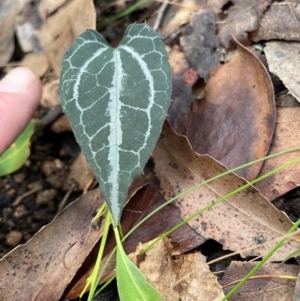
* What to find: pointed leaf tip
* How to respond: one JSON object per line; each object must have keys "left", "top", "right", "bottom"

{"left": 60, "top": 23, "right": 172, "bottom": 225}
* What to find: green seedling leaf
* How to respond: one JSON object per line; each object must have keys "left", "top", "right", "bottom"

{"left": 0, "top": 120, "right": 35, "bottom": 177}
{"left": 114, "top": 227, "right": 164, "bottom": 301}
{"left": 60, "top": 23, "right": 172, "bottom": 226}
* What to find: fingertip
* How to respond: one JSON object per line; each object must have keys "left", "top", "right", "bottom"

{"left": 0, "top": 67, "right": 40, "bottom": 93}
{"left": 0, "top": 68, "right": 42, "bottom": 155}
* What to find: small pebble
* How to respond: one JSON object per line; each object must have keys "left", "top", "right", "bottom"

{"left": 36, "top": 189, "right": 57, "bottom": 205}
{"left": 54, "top": 159, "right": 63, "bottom": 169}
{"left": 13, "top": 205, "right": 28, "bottom": 218}
{"left": 0, "top": 194, "right": 12, "bottom": 209}
{"left": 27, "top": 180, "right": 42, "bottom": 191}
{"left": 47, "top": 174, "right": 64, "bottom": 189}
{"left": 12, "top": 172, "right": 26, "bottom": 184}
{"left": 6, "top": 231, "right": 22, "bottom": 247}
{"left": 42, "top": 161, "right": 56, "bottom": 177}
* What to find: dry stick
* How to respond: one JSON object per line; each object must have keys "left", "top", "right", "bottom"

{"left": 155, "top": 0, "right": 198, "bottom": 10}
{"left": 83, "top": 177, "right": 95, "bottom": 194}
{"left": 37, "top": 104, "right": 62, "bottom": 128}
{"left": 57, "top": 184, "right": 74, "bottom": 212}
{"left": 12, "top": 184, "right": 41, "bottom": 206}
{"left": 153, "top": 0, "right": 168, "bottom": 31}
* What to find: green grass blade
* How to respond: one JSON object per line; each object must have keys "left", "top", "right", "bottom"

{"left": 114, "top": 227, "right": 164, "bottom": 301}
{"left": 0, "top": 120, "right": 35, "bottom": 177}
{"left": 222, "top": 217, "right": 300, "bottom": 301}
{"left": 97, "top": 0, "right": 150, "bottom": 30}
{"left": 141, "top": 155, "right": 300, "bottom": 253}
{"left": 122, "top": 146, "right": 300, "bottom": 250}
{"left": 81, "top": 203, "right": 110, "bottom": 301}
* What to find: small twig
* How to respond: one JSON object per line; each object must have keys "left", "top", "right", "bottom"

{"left": 153, "top": 0, "right": 168, "bottom": 31}
{"left": 13, "top": 183, "right": 42, "bottom": 207}
{"left": 57, "top": 184, "right": 74, "bottom": 212}
{"left": 36, "top": 104, "right": 63, "bottom": 128}
{"left": 125, "top": 209, "right": 142, "bottom": 213}
{"left": 83, "top": 177, "right": 95, "bottom": 194}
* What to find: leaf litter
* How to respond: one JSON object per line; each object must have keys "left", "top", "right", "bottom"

{"left": 220, "top": 261, "right": 300, "bottom": 301}
{"left": 216, "top": 0, "right": 272, "bottom": 48}
{"left": 1, "top": 0, "right": 300, "bottom": 300}
{"left": 265, "top": 41, "right": 300, "bottom": 103}
{"left": 128, "top": 238, "right": 225, "bottom": 301}
{"left": 65, "top": 177, "right": 205, "bottom": 299}
{"left": 0, "top": 189, "right": 104, "bottom": 301}
{"left": 169, "top": 38, "right": 275, "bottom": 180}
{"left": 255, "top": 107, "right": 300, "bottom": 201}
{"left": 153, "top": 123, "right": 300, "bottom": 260}
{"left": 250, "top": 1, "right": 300, "bottom": 42}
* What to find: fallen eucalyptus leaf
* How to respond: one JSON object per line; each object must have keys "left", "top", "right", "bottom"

{"left": 0, "top": 189, "right": 104, "bottom": 300}
{"left": 153, "top": 124, "right": 300, "bottom": 260}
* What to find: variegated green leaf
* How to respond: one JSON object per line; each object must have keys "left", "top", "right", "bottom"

{"left": 60, "top": 24, "right": 172, "bottom": 225}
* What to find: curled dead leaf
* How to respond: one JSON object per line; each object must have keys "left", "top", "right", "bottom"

{"left": 169, "top": 38, "right": 275, "bottom": 181}
{"left": 129, "top": 239, "right": 225, "bottom": 301}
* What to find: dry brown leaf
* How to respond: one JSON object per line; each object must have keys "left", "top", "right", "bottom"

{"left": 169, "top": 39, "right": 275, "bottom": 181}
{"left": 19, "top": 53, "right": 49, "bottom": 77}
{"left": 220, "top": 261, "right": 299, "bottom": 301}
{"left": 50, "top": 115, "right": 72, "bottom": 133}
{"left": 41, "top": 79, "right": 61, "bottom": 109}
{"left": 251, "top": 1, "right": 300, "bottom": 42}
{"left": 255, "top": 107, "right": 300, "bottom": 201}
{"left": 0, "top": 1, "right": 17, "bottom": 65}
{"left": 265, "top": 41, "right": 300, "bottom": 103}
{"left": 153, "top": 123, "right": 300, "bottom": 260}
{"left": 39, "top": 0, "right": 96, "bottom": 76}
{"left": 129, "top": 239, "right": 225, "bottom": 301}
{"left": 218, "top": 0, "right": 272, "bottom": 48}
{"left": 38, "top": 0, "right": 69, "bottom": 19}
{"left": 0, "top": 189, "right": 104, "bottom": 301}
{"left": 63, "top": 152, "right": 94, "bottom": 192}
{"left": 190, "top": 40, "right": 275, "bottom": 180}
{"left": 180, "top": 9, "right": 219, "bottom": 82}
{"left": 15, "top": 1, "right": 43, "bottom": 53}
